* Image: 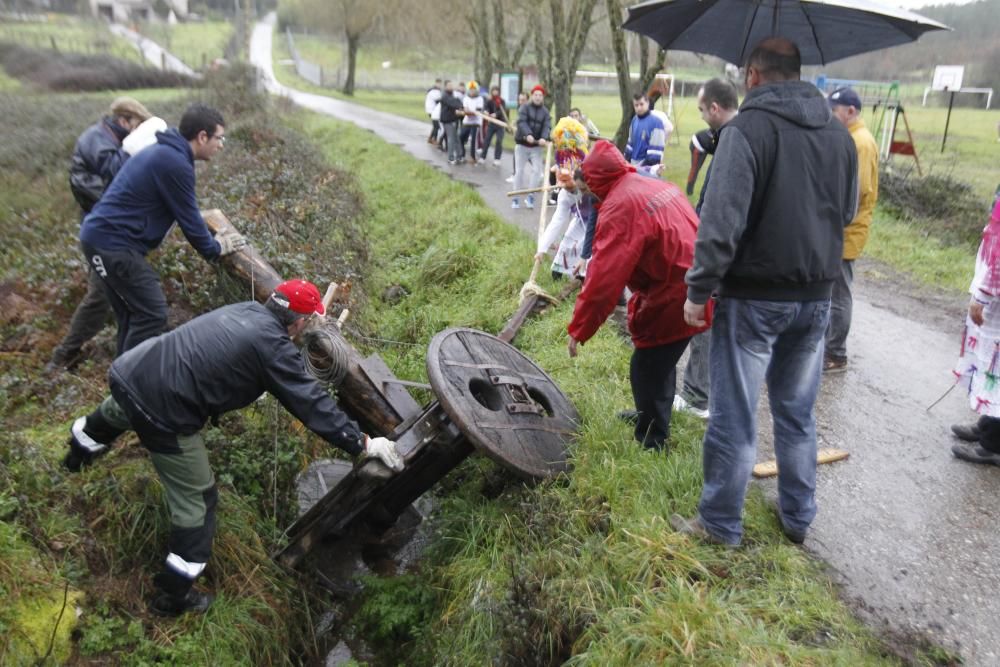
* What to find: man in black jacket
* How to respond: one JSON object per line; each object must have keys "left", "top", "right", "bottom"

{"left": 47, "top": 97, "right": 152, "bottom": 371}
{"left": 512, "top": 85, "right": 551, "bottom": 210}
{"left": 673, "top": 38, "right": 857, "bottom": 547}
{"left": 439, "top": 80, "right": 464, "bottom": 164}
{"left": 63, "top": 279, "right": 405, "bottom": 616}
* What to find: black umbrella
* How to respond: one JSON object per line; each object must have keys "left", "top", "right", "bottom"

{"left": 623, "top": 0, "right": 949, "bottom": 66}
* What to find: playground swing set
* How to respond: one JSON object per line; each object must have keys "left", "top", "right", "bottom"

{"left": 815, "top": 75, "right": 922, "bottom": 175}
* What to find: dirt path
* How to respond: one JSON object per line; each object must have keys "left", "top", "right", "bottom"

{"left": 251, "top": 15, "right": 996, "bottom": 664}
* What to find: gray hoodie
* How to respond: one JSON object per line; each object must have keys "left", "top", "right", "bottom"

{"left": 686, "top": 80, "right": 858, "bottom": 303}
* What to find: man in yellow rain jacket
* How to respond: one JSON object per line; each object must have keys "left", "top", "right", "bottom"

{"left": 825, "top": 87, "right": 879, "bottom": 374}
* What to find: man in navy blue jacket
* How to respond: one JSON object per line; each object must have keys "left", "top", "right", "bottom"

{"left": 80, "top": 103, "right": 245, "bottom": 355}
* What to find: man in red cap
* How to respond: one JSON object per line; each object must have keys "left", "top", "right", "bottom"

{"left": 63, "top": 279, "right": 404, "bottom": 616}
{"left": 512, "top": 84, "right": 551, "bottom": 209}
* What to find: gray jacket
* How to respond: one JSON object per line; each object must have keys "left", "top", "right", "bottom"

{"left": 109, "top": 302, "right": 364, "bottom": 454}
{"left": 686, "top": 80, "right": 858, "bottom": 303}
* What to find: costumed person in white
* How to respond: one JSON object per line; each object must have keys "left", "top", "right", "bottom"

{"left": 534, "top": 117, "right": 592, "bottom": 279}
{"left": 951, "top": 198, "right": 1000, "bottom": 465}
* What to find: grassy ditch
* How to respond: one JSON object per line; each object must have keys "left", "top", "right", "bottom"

{"left": 291, "top": 109, "right": 935, "bottom": 664}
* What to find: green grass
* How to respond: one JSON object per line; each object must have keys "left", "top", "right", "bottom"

{"left": 863, "top": 209, "right": 976, "bottom": 292}
{"left": 140, "top": 20, "right": 234, "bottom": 69}
{"left": 289, "top": 108, "right": 927, "bottom": 664}
{"left": 0, "top": 17, "right": 142, "bottom": 63}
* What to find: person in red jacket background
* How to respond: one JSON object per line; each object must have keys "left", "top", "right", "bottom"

{"left": 567, "top": 140, "right": 711, "bottom": 451}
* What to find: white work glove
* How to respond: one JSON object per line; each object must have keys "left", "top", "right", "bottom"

{"left": 215, "top": 232, "right": 247, "bottom": 257}
{"left": 363, "top": 435, "right": 404, "bottom": 473}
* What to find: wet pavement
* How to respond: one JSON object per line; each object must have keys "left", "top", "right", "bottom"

{"left": 251, "top": 15, "right": 996, "bottom": 664}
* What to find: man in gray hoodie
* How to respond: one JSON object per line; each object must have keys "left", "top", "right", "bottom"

{"left": 672, "top": 38, "right": 858, "bottom": 547}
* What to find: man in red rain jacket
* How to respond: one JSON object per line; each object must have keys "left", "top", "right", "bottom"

{"left": 567, "top": 140, "right": 711, "bottom": 451}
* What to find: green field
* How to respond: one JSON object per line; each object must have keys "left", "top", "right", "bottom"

{"left": 140, "top": 20, "right": 234, "bottom": 69}
{"left": 0, "top": 17, "right": 142, "bottom": 62}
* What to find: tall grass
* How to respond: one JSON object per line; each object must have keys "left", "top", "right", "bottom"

{"left": 291, "top": 110, "right": 919, "bottom": 664}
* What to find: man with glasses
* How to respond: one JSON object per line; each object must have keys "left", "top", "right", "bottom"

{"left": 80, "top": 103, "right": 245, "bottom": 356}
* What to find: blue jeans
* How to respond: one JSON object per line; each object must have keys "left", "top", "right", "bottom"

{"left": 698, "top": 297, "right": 831, "bottom": 545}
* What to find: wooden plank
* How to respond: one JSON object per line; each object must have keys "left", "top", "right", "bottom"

{"left": 358, "top": 354, "right": 423, "bottom": 422}
{"left": 275, "top": 402, "right": 472, "bottom": 568}
{"left": 752, "top": 448, "right": 850, "bottom": 479}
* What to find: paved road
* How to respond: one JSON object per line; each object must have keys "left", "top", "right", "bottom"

{"left": 251, "top": 15, "right": 997, "bottom": 664}
{"left": 109, "top": 24, "right": 198, "bottom": 77}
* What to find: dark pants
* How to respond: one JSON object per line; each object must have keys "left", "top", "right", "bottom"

{"left": 443, "top": 122, "right": 460, "bottom": 161}
{"left": 460, "top": 124, "right": 479, "bottom": 160}
{"left": 107, "top": 382, "right": 217, "bottom": 598}
{"left": 977, "top": 416, "right": 1000, "bottom": 453}
{"left": 429, "top": 119, "right": 440, "bottom": 142}
{"left": 481, "top": 125, "right": 505, "bottom": 160}
{"left": 630, "top": 337, "right": 691, "bottom": 450}
{"left": 51, "top": 264, "right": 111, "bottom": 364}
{"left": 82, "top": 242, "right": 167, "bottom": 356}
{"left": 825, "top": 259, "right": 854, "bottom": 361}
{"left": 680, "top": 329, "right": 711, "bottom": 411}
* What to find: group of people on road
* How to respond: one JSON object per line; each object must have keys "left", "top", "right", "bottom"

{"left": 54, "top": 99, "right": 406, "bottom": 618}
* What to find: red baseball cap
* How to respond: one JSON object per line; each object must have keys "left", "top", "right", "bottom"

{"left": 274, "top": 279, "right": 325, "bottom": 316}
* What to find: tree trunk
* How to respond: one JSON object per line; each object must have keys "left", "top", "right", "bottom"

{"left": 342, "top": 30, "right": 359, "bottom": 96}
{"left": 606, "top": 0, "right": 632, "bottom": 150}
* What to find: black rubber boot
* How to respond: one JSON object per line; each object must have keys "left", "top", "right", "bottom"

{"left": 148, "top": 589, "right": 214, "bottom": 617}
{"left": 63, "top": 410, "right": 126, "bottom": 472}
{"left": 149, "top": 571, "right": 213, "bottom": 617}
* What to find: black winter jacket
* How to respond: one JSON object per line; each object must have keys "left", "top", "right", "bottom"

{"left": 439, "top": 93, "right": 463, "bottom": 123}
{"left": 515, "top": 103, "right": 551, "bottom": 146}
{"left": 109, "top": 302, "right": 364, "bottom": 454}
{"left": 686, "top": 81, "right": 858, "bottom": 303}
{"left": 69, "top": 117, "right": 130, "bottom": 213}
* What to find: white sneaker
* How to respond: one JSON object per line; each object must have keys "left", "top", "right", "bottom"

{"left": 493, "top": 159, "right": 501, "bottom": 166}
{"left": 505, "top": 175, "right": 514, "bottom": 183}
{"left": 511, "top": 199, "right": 520, "bottom": 209}
{"left": 673, "top": 394, "right": 709, "bottom": 419}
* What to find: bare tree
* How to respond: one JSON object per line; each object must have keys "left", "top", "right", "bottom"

{"left": 299, "top": 0, "right": 391, "bottom": 95}
{"left": 605, "top": 0, "right": 665, "bottom": 148}
{"left": 467, "top": 0, "right": 533, "bottom": 88}
{"left": 533, "top": 0, "right": 599, "bottom": 118}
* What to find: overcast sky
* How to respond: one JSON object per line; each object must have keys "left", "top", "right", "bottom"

{"left": 891, "top": 0, "right": 978, "bottom": 8}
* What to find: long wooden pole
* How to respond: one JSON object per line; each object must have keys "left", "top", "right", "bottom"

{"left": 470, "top": 109, "right": 515, "bottom": 133}
{"left": 526, "top": 143, "right": 554, "bottom": 286}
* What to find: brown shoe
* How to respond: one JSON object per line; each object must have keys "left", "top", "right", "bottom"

{"left": 669, "top": 513, "right": 734, "bottom": 547}
{"left": 822, "top": 357, "right": 848, "bottom": 374}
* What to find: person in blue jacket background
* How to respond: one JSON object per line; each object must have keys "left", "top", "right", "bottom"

{"left": 624, "top": 93, "right": 666, "bottom": 171}
{"left": 79, "top": 103, "right": 246, "bottom": 356}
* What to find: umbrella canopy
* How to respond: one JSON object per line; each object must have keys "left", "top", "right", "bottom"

{"left": 623, "top": 0, "right": 949, "bottom": 66}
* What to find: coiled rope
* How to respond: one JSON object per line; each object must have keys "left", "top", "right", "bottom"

{"left": 300, "top": 320, "right": 351, "bottom": 386}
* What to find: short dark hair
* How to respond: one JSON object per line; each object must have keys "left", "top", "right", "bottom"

{"left": 265, "top": 294, "right": 306, "bottom": 327}
{"left": 700, "top": 78, "right": 739, "bottom": 110}
{"left": 746, "top": 38, "right": 801, "bottom": 81}
{"left": 632, "top": 93, "right": 648, "bottom": 102}
{"left": 179, "top": 103, "right": 225, "bottom": 141}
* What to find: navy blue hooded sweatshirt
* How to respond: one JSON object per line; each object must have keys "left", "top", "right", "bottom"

{"left": 80, "top": 128, "right": 221, "bottom": 261}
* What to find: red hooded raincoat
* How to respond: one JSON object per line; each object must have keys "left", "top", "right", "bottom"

{"left": 568, "top": 140, "right": 711, "bottom": 348}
